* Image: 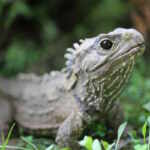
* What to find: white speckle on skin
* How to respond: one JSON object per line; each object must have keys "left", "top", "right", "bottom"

{"left": 73, "top": 43, "right": 80, "bottom": 49}
{"left": 122, "top": 62, "right": 126, "bottom": 67}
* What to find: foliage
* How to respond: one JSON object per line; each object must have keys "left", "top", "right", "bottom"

{"left": 0, "top": 124, "right": 15, "bottom": 150}
{"left": 0, "top": 0, "right": 150, "bottom": 150}
{"left": 121, "top": 58, "right": 150, "bottom": 126}
{"left": 0, "top": 0, "right": 131, "bottom": 75}
{"left": 1, "top": 40, "right": 40, "bottom": 76}
{"left": 79, "top": 122, "right": 127, "bottom": 150}
{"left": 115, "top": 122, "right": 127, "bottom": 150}
{"left": 3, "top": 120, "right": 150, "bottom": 150}
{"left": 129, "top": 117, "right": 150, "bottom": 150}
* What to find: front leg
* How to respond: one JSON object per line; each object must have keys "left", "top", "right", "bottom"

{"left": 56, "top": 111, "right": 84, "bottom": 150}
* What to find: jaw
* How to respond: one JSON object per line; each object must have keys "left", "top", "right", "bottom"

{"left": 110, "top": 43, "right": 145, "bottom": 64}
{"left": 81, "top": 54, "right": 135, "bottom": 112}
{"left": 83, "top": 50, "right": 137, "bottom": 112}
{"left": 89, "top": 43, "right": 145, "bottom": 79}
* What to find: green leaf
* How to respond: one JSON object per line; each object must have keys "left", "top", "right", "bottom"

{"left": 147, "top": 117, "right": 150, "bottom": 150}
{"left": 143, "top": 102, "right": 150, "bottom": 112}
{"left": 101, "top": 140, "right": 109, "bottom": 150}
{"left": 1, "top": 123, "right": 15, "bottom": 150}
{"left": 147, "top": 116, "right": 150, "bottom": 127}
{"left": 107, "top": 143, "right": 115, "bottom": 150}
{"left": 148, "top": 129, "right": 150, "bottom": 150}
{"left": 79, "top": 136, "right": 93, "bottom": 150}
{"left": 46, "top": 145, "right": 55, "bottom": 150}
{"left": 46, "top": 144, "right": 61, "bottom": 150}
{"left": 129, "top": 130, "right": 140, "bottom": 144}
{"left": 134, "top": 144, "right": 147, "bottom": 150}
{"left": 115, "top": 122, "right": 127, "bottom": 150}
{"left": 117, "top": 122, "right": 127, "bottom": 139}
{"left": 21, "top": 136, "right": 38, "bottom": 150}
{"left": 61, "top": 148, "right": 71, "bottom": 150}
{"left": 92, "top": 139, "right": 102, "bottom": 150}
{"left": 142, "top": 122, "right": 147, "bottom": 144}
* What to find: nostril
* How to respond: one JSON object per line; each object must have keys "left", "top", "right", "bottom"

{"left": 129, "top": 29, "right": 145, "bottom": 44}
{"left": 135, "top": 33, "right": 145, "bottom": 44}
{"left": 135, "top": 35, "right": 143, "bottom": 44}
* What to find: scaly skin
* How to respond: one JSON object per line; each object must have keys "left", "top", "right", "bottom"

{"left": 0, "top": 28, "right": 145, "bottom": 149}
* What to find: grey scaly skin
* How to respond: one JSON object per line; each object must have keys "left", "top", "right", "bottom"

{"left": 0, "top": 28, "right": 145, "bottom": 148}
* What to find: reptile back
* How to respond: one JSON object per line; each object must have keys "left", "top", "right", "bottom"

{"left": 0, "top": 71, "right": 78, "bottom": 133}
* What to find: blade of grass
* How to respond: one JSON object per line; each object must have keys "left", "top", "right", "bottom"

{"left": 21, "top": 136, "right": 38, "bottom": 150}
{"left": 148, "top": 129, "right": 150, "bottom": 150}
{"left": 147, "top": 117, "right": 150, "bottom": 150}
{"left": 0, "top": 123, "right": 15, "bottom": 150}
{"left": 0, "top": 145, "right": 27, "bottom": 150}
{"left": 142, "top": 122, "right": 147, "bottom": 144}
{"left": 1, "top": 132, "right": 5, "bottom": 144}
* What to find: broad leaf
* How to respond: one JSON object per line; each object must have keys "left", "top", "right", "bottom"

{"left": 92, "top": 139, "right": 102, "bottom": 150}
{"left": 115, "top": 122, "right": 127, "bottom": 150}
{"left": 79, "top": 136, "right": 93, "bottom": 150}
{"left": 142, "top": 122, "right": 147, "bottom": 144}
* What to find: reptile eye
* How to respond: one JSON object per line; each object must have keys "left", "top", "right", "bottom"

{"left": 100, "top": 39, "right": 113, "bottom": 50}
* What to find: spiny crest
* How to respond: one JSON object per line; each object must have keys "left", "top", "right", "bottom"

{"left": 64, "top": 39, "right": 85, "bottom": 74}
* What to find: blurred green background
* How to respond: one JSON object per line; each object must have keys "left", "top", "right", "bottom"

{"left": 0, "top": 0, "right": 150, "bottom": 127}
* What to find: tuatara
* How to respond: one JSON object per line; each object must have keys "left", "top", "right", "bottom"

{"left": 0, "top": 28, "right": 145, "bottom": 148}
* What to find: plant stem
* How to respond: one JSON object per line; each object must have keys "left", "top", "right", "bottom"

{"left": 0, "top": 145, "right": 26, "bottom": 150}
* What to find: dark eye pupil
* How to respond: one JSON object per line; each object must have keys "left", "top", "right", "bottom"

{"left": 100, "top": 39, "right": 113, "bottom": 50}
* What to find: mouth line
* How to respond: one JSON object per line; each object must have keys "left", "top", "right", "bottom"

{"left": 111, "top": 42, "right": 145, "bottom": 62}
{"left": 89, "top": 42, "right": 145, "bottom": 73}
{"left": 123, "top": 42, "right": 144, "bottom": 55}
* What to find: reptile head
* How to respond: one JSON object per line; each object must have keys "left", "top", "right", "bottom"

{"left": 65, "top": 28, "right": 145, "bottom": 110}
{"left": 65, "top": 28, "right": 145, "bottom": 78}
